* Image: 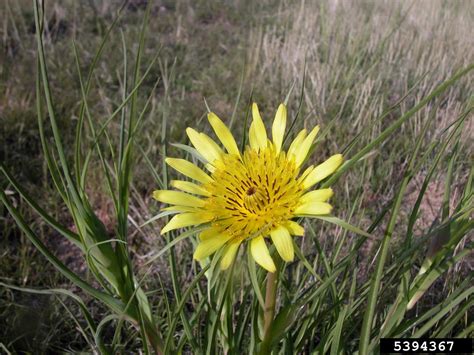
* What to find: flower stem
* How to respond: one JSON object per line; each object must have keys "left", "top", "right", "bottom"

{"left": 262, "top": 269, "right": 279, "bottom": 350}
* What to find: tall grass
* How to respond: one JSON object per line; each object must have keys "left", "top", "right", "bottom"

{"left": 1, "top": 0, "right": 473, "bottom": 353}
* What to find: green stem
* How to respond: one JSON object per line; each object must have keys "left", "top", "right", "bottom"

{"left": 260, "top": 269, "right": 279, "bottom": 354}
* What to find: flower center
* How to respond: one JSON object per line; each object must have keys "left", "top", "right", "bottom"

{"left": 246, "top": 186, "right": 257, "bottom": 196}
{"left": 204, "top": 145, "right": 304, "bottom": 239}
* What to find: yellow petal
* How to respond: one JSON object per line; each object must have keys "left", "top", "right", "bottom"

{"left": 200, "top": 133, "right": 224, "bottom": 157}
{"left": 166, "top": 158, "right": 213, "bottom": 184}
{"left": 162, "top": 205, "right": 198, "bottom": 212}
{"left": 199, "top": 227, "right": 222, "bottom": 240}
{"left": 153, "top": 190, "right": 204, "bottom": 207}
{"left": 170, "top": 180, "right": 210, "bottom": 196}
{"left": 270, "top": 226, "right": 294, "bottom": 262}
{"left": 204, "top": 163, "right": 215, "bottom": 173}
{"left": 250, "top": 236, "right": 276, "bottom": 272}
{"left": 193, "top": 233, "right": 232, "bottom": 260}
{"left": 287, "top": 129, "right": 307, "bottom": 158}
{"left": 161, "top": 212, "right": 212, "bottom": 234}
{"left": 208, "top": 112, "right": 240, "bottom": 156}
{"left": 249, "top": 121, "right": 259, "bottom": 150}
{"left": 294, "top": 202, "right": 333, "bottom": 216}
{"left": 220, "top": 240, "right": 241, "bottom": 270}
{"left": 186, "top": 128, "right": 222, "bottom": 163}
{"left": 302, "top": 154, "right": 343, "bottom": 189}
{"left": 299, "top": 165, "right": 314, "bottom": 182}
{"left": 294, "top": 126, "right": 320, "bottom": 167}
{"left": 250, "top": 103, "right": 267, "bottom": 149}
{"left": 285, "top": 221, "right": 305, "bottom": 236}
{"left": 299, "top": 188, "right": 334, "bottom": 204}
{"left": 272, "top": 104, "right": 287, "bottom": 154}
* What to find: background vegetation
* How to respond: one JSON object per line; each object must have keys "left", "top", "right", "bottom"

{"left": 1, "top": 0, "right": 472, "bottom": 353}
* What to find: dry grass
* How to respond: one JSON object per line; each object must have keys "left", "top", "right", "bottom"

{"left": 250, "top": 0, "right": 473, "bottom": 110}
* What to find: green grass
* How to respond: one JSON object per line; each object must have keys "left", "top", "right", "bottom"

{"left": 1, "top": 0, "right": 473, "bottom": 353}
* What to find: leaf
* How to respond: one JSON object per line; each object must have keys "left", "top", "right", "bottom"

{"left": 311, "top": 215, "right": 373, "bottom": 238}
{"left": 144, "top": 225, "right": 207, "bottom": 265}
{"left": 247, "top": 243, "right": 266, "bottom": 309}
{"left": 171, "top": 143, "right": 208, "bottom": 165}
{"left": 140, "top": 210, "right": 178, "bottom": 227}
{"left": 1, "top": 191, "right": 126, "bottom": 316}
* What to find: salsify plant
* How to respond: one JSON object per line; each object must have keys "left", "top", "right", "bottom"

{"left": 153, "top": 103, "right": 343, "bottom": 272}
{"left": 1, "top": 1, "right": 473, "bottom": 354}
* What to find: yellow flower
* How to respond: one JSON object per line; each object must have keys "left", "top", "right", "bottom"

{"left": 154, "top": 103, "right": 343, "bottom": 272}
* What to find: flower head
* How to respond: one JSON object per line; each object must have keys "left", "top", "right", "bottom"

{"left": 154, "top": 103, "right": 343, "bottom": 272}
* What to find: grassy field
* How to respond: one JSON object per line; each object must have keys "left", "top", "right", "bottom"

{"left": 1, "top": 0, "right": 473, "bottom": 353}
